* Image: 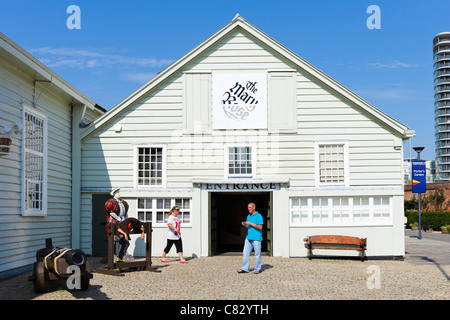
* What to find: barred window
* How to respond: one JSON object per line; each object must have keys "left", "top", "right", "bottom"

{"left": 136, "top": 146, "right": 165, "bottom": 187}
{"left": 316, "top": 141, "right": 348, "bottom": 186}
{"left": 23, "top": 106, "right": 47, "bottom": 216}
{"left": 319, "top": 144, "right": 344, "bottom": 183}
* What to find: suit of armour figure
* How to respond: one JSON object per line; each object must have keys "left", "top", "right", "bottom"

{"left": 104, "top": 188, "right": 130, "bottom": 261}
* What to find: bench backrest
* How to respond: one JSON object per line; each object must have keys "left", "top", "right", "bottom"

{"left": 306, "top": 235, "right": 366, "bottom": 247}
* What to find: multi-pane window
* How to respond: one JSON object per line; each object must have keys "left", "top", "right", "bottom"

{"left": 137, "top": 198, "right": 153, "bottom": 222}
{"left": 227, "top": 146, "right": 254, "bottom": 177}
{"left": 175, "top": 198, "right": 191, "bottom": 223}
{"left": 290, "top": 198, "right": 308, "bottom": 224}
{"left": 353, "top": 197, "right": 370, "bottom": 222}
{"left": 331, "top": 197, "right": 350, "bottom": 222}
{"left": 311, "top": 197, "right": 330, "bottom": 223}
{"left": 290, "top": 196, "right": 391, "bottom": 225}
{"left": 318, "top": 144, "right": 345, "bottom": 184}
{"left": 373, "top": 196, "right": 390, "bottom": 219}
{"left": 156, "top": 198, "right": 172, "bottom": 223}
{"left": 136, "top": 146, "right": 164, "bottom": 187}
{"left": 137, "top": 198, "right": 191, "bottom": 224}
{"left": 23, "top": 107, "right": 47, "bottom": 216}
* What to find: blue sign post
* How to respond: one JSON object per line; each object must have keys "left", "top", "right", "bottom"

{"left": 412, "top": 160, "right": 426, "bottom": 239}
{"left": 412, "top": 161, "right": 426, "bottom": 194}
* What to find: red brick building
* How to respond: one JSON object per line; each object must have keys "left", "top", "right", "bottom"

{"left": 405, "top": 182, "right": 450, "bottom": 211}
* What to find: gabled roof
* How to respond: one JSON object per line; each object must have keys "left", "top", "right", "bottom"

{"left": 81, "top": 14, "right": 414, "bottom": 140}
{"left": 0, "top": 32, "right": 104, "bottom": 112}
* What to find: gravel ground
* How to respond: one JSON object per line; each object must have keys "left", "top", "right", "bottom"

{"left": 0, "top": 254, "right": 448, "bottom": 300}
{"left": 1, "top": 230, "right": 449, "bottom": 301}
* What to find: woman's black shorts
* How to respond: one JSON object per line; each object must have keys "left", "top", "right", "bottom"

{"left": 164, "top": 238, "right": 183, "bottom": 253}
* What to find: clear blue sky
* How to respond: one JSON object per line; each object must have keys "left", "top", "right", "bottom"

{"left": 1, "top": 0, "right": 449, "bottom": 161}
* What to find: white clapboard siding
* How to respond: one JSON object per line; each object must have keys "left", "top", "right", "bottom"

{"left": 0, "top": 57, "right": 78, "bottom": 273}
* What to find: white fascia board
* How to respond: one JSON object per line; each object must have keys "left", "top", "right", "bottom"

{"left": 0, "top": 32, "right": 96, "bottom": 110}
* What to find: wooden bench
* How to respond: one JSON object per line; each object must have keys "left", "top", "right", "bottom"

{"left": 303, "top": 235, "right": 367, "bottom": 261}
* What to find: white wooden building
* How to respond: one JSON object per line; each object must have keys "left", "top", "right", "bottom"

{"left": 0, "top": 32, "right": 105, "bottom": 277}
{"left": 81, "top": 15, "right": 414, "bottom": 259}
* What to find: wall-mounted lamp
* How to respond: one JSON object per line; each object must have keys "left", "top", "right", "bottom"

{"left": 0, "top": 123, "right": 23, "bottom": 156}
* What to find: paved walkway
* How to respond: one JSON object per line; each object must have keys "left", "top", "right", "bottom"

{"left": 404, "top": 229, "right": 450, "bottom": 266}
{"left": 0, "top": 231, "right": 448, "bottom": 300}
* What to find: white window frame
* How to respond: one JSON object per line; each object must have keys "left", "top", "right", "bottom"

{"left": 22, "top": 105, "right": 47, "bottom": 216}
{"left": 224, "top": 144, "right": 256, "bottom": 179}
{"left": 373, "top": 196, "right": 392, "bottom": 221}
{"left": 314, "top": 140, "right": 349, "bottom": 187}
{"left": 137, "top": 198, "right": 192, "bottom": 226}
{"left": 133, "top": 144, "right": 167, "bottom": 189}
{"left": 289, "top": 196, "right": 393, "bottom": 226}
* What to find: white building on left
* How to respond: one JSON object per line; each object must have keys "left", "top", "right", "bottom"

{"left": 0, "top": 32, "right": 105, "bottom": 278}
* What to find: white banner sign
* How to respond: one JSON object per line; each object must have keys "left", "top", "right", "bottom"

{"left": 213, "top": 74, "right": 267, "bottom": 129}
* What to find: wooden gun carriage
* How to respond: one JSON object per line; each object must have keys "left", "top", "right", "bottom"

{"left": 29, "top": 238, "right": 93, "bottom": 293}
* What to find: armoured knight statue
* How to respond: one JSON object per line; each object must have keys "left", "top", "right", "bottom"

{"left": 104, "top": 187, "right": 129, "bottom": 237}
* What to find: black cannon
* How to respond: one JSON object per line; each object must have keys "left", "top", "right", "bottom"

{"left": 29, "top": 238, "right": 93, "bottom": 293}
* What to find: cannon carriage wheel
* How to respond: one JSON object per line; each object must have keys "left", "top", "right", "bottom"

{"left": 30, "top": 261, "right": 92, "bottom": 293}
{"left": 31, "top": 261, "right": 46, "bottom": 293}
{"left": 29, "top": 246, "right": 93, "bottom": 293}
{"left": 80, "top": 261, "right": 91, "bottom": 290}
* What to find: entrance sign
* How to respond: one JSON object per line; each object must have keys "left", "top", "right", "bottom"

{"left": 203, "top": 182, "right": 279, "bottom": 191}
{"left": 213, "top": 74, "right": 267, "bottom": 129}
{"left": 412, "top": 160, "right": 426, "bottom": 193}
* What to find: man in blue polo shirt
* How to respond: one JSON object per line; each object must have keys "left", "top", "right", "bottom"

{"left": 238, "top": 202, "right": 263, "bottom": 274}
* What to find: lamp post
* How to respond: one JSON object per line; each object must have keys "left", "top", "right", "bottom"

{"left": 413, "top": 147, "right": 424, "bottom": 240}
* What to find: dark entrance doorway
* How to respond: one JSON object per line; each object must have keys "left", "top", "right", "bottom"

{"left": 209, "top": 192, "right": 272, "bottom": 255}
{"left": 91, "top": 193, "right": 111, "bottom": 256}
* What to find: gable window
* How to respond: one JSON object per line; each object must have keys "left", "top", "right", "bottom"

{"left": 23, "top": 106, "right": 47, "bottom": 216}
{"left": 226, "top": 145, "right": 255, "bottom": 178}
{"left": 134, "top": 145, "right": 166, "bottom": 188}
{"left": 315, "top": 141, "right": 349, "bottom": 187}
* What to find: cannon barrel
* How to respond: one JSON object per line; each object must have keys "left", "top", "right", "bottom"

{"left": 43, "top": 248, "right": 88, "bottom": 275}
{"left": 63, "top": 249, "right": 86, "bottom": 267}
{"left": 36, "top": 247, "right": 87, "bottom": 267}
{"left": 35, "top": 239, "right": 88, "bottom": 276}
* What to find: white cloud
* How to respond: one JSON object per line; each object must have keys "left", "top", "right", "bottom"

{"left": 354, "top": 86, "right": 431, "bottom": 102}
{"left": 29, "top": 47, "right": 173, "bottom": 69}
{"left": 367, "top": 61, "right": 421, "bottom": 69}
{"left": 332, "top": 60, "right": 422, "bottom": 71}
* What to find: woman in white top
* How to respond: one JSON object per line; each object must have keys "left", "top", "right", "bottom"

{"left": 161, "top": 206, "right": 188, "bottom": 263}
